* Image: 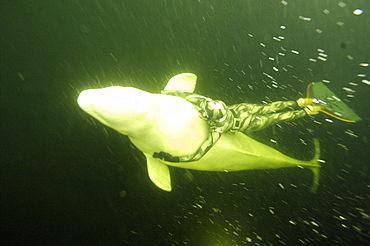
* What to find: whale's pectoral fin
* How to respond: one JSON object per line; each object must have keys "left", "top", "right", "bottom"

{"left": 145, "top": 154, "right": 172, "bottom": 191}
{"left": 163, "top": 73, "right": 197, "bottom": 93}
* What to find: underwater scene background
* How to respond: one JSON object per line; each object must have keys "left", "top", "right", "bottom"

{"left": 2, "top": 0, "right": 370, "bottom": 245}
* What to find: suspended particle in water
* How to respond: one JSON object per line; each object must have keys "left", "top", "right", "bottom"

{"left": 336, "top": 21, "right": 345, "bottom": 26}
{"left": 353, "top": 9, "right": 364, "bottom": 15}
{"left": 342, "top": 87, "right": 355, "bottom": 93}
{"left": 119, "top": 190, "right": 127, "bottom": 197}
{"left": 299, "top": 15, "right": 312, "bottom": 21}
{"left": 338, "top": 2, "right": 347, "bottom": 8}
{"left": 311, "top": 221, "right": 319, "bottom": 227}
{"left": 362, "top": 80, "right": 370, "bottom": 85}
{"left": 17, "top": 72, "right": 25, "bottom": 81}
{"left": 344, "top": 129, "right": 359, "bottom": 138}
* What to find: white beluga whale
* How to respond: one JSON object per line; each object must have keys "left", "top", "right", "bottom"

{"left": 78, "top": 73, "right": 321, "bottom": 193}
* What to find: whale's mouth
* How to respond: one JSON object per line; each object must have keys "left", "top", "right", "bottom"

{"left": 77, "top": 89, "right": 95, "bottom": 110}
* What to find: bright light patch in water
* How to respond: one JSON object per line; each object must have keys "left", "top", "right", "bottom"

{"left": 353, "top": 9, "right": 364, "bottom": 15}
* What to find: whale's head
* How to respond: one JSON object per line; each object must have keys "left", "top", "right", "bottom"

{"left": 78, "top": 86, "right": 152, "bottom": 135}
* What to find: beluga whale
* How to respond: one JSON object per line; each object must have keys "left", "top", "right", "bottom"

{"left": 77, "top": 73, "right": 321, "bottom": 193}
